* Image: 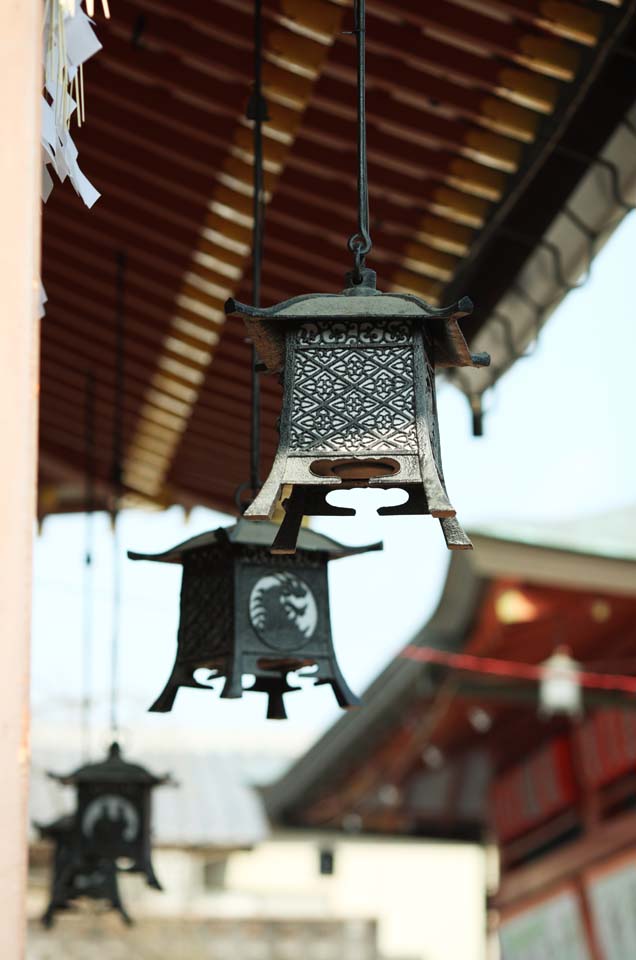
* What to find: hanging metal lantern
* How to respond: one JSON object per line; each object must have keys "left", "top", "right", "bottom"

{"left": 38, "top": 815, "right": 132, "bottom": 927}
{"left": 224, "top": 0, "right": 489, "bottom": 554}
{"left": 128, "top": 519, "right": 381, "bottom": 719}
{"left": 226, "top": 274, "right": 489, "bottom": 554}
{"left": 48, "top": 743, "right": 168, "bottom": 899}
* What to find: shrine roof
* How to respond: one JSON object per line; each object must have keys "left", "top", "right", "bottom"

{"left": 264, "top": 508, "right": 636, "bottom": 836}
{"left": 38, "top": 1, "right": 636, "bottom": 518}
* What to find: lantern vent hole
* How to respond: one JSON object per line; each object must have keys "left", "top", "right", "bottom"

{"left": 310, "top": 457, "right": 400, "bottom": 480}
{"left": 325, "top": 486, "right": 409, "bottom": 514}
{"left": 193, "top": 668, "right": 217, "bottom": 687}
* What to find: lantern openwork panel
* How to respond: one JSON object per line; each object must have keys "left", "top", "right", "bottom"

{"left": 129, "top": 520, "right": 381, "bottom": 719}
{"left": 226, "top": 274, "right": 489, "bottom": 554}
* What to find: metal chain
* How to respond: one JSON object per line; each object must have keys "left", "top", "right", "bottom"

{"left": 347, "top": 0, "right": 372, "bottom": 283}
{"left": 236, "top": 0, "right": 268, "bottom": 511}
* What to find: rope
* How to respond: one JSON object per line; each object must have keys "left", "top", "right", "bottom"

{"left": 402, "top": 645, "right": 636, "bottom": 695}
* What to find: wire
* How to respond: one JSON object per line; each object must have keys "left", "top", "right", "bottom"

{"left": 82, "top": 369, "right": 96, "bottom": 760}
{"left": 347, "top": 0, "right": 372, "bottom": 283}
{"left": 110, "top": 251, "right": 127, "bottom": 737}
{"left": 402, "top": 645, "right": 636, "bottom": 695}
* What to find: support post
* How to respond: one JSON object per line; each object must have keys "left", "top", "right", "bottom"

{"left": 0, "top": 1, "right": 42, "bottom": 956}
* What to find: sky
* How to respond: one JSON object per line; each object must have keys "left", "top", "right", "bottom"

{"left": 31, "top": 211, "right": 636, "bottom": 774}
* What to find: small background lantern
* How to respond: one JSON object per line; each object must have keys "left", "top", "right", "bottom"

{"left": 539, "top": 645, "right": 583, "bottom": 719}
{"left": 129, "top": 519, "right": 382, "bottom": 719}
{"left": 45, "top": 741, "right": 169, "bottom": 923}
{"left": 38, "top": 814, "right": 131, "bottom": 926}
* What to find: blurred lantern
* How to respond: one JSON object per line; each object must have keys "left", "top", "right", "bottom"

{"left": 38, "top": 815, "right": 131, "bottom": 926}
{"left": 128, "top": 520, "right": 381, "bottom": 719}
{"left": 226, "top": 282, "right": 489, "bottom": 554}
{"left": 46, "top": 741, "right": 169, "bottom": 923}
{"left": 539, "top": 646, "right": 583, "bottom": 718}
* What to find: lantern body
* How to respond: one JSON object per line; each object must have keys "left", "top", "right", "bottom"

{"left": 225, "top": 276, "right": 489, "bottom": 553}
{"left": 39, "top": 816, "right": 131, "bottom": 927}
{"left": 51, "top": 743, "right": 167, "bottom": 895}
{"left": 128, "top": 520, "right": 381, "bottom": 718}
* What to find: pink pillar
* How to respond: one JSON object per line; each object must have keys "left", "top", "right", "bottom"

{"left": 0, "top": 1, "right": 42, "bottom": 955}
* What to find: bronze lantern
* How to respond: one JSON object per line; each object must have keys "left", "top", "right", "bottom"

{"left": 48, "top": 743, "right": 168, "bottom": 903}
{"left": 128, "top": 519, "right": 381, "bottom": 719}
{"left": 225, "top": 270, "right": 489, "bottom": 554}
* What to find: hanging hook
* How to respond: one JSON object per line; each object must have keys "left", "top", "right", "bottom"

{"left": 346, "top": 0, "right": 372, "bottom": 284}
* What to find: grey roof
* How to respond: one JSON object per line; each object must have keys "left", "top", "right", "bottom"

{"left": 469, "top": 505, "right": 636, "bottom": 598}
{"left": 31, "top": 745, "right": 269, "bottom": 849}
{"left": 128, "top": 518, "right": 382, "bottom": 565}
{"left": 470, "top": 505, "right": 636, "bottom": 565}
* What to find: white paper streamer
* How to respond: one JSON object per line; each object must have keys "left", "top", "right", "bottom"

{"left": 41, "top": 1, "right": 103, "bottom": 210}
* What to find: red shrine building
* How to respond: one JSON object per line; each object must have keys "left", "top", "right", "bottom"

{"left": 266, "top": 508, "right": 636, "bottom": 959}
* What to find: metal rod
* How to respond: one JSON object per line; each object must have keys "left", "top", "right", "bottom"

{"left": 82, "top": 369, "right": 96, "bottom": 760}
{"left": 110, "top": 251, "right": 127, "bottom": 737}
{"left": 347, "top": 0, "right": 372, "bottom": 283}
{"left": 249, "top": 0, "right": 267, "bottom": 495}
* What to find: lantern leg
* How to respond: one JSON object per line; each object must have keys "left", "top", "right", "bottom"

{"left": 143, "top": 862, "right": 163, "bottom": 892}
{"left": 110, "top": 879, "right": 134, "bottom": 924}
{"left": 271, "top": 492, "right": 304, "bottom": 555}
{"left": 314, "top": 662, "right": 360, "bottom": 710}
{"left": 220, "top": 669, "right": 244, "bottom": 700}
{"left": 41, "top": 858, "right": 75, "bottom": 927}
{"left": 243, "top": 450, "right": 289, "bottom": 520}
{"left": 439, "top": 517, "right": 473, "bottom": 550}
{"left": 419, "top": 450, "right": 455, "bottom": 518}
{"left": 271, "top": 485, "right": 356, "bottom": 554}
{"left": 41, "top": 903, "right": 56, "bottom": 929}
{"left": 149, "top": 662, "right": 214, "bottom": 712}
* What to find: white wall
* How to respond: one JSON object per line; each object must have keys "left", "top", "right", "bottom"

{"left": 100, "top": 832, "right": 486, "bottom": 960}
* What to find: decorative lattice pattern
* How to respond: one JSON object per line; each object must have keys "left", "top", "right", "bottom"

{"left": 290, "top": 321, "right": 417, "bottom": 455}
{"left": 178, "top": 550, "right": 233, "bottom": 660}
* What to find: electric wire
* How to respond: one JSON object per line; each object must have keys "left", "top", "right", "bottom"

{"left": 82, "top": 369, "right": 96, "bottom": 760}
{"left": 110, "top": 250, "right": 127, "bottom": 737}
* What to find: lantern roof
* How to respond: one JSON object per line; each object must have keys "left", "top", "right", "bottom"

{"left": 226, "top": 285, "right": 490, "bottom": 373}
{"left": 128, "top": 518, "right": 382, "bottom": 565}
{"left": 50, "top": 742, "right": 169, "bottom": 788}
